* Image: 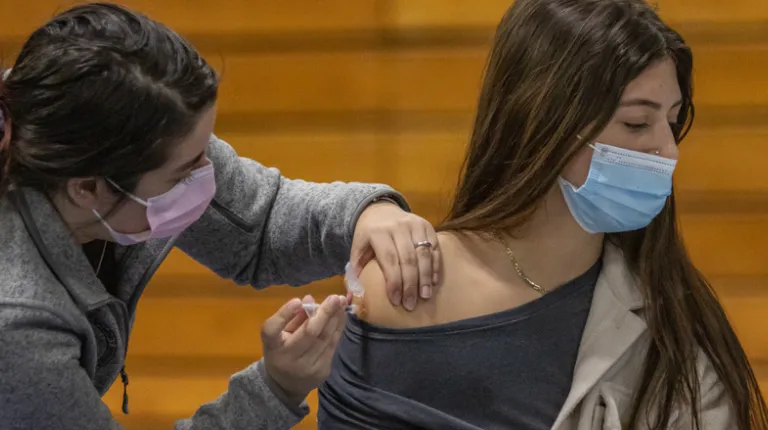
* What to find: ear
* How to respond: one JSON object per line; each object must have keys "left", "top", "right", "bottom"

{"left": 65, "top": 177, "right": 116, "bottom": 211}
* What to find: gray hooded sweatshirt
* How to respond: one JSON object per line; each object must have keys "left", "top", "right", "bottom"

{"left": 0, "top": 135, "right": 407, "bottom": 430}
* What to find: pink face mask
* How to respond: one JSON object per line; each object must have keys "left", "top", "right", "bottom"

{"left": 93, "top": 163, "right": 217, "bottom": 245}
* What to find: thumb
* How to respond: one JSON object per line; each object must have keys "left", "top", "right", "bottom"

{"left": 350, "top": 244, "right": 373, "bottom": 275}
{"left": 261, "top": 298, "right": 302, "bottom": 347}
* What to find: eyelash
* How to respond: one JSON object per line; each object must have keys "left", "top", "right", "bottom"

{"left": 623, "top": 122, "right": 683, "bottom": 133}
{"left": 624, "top": 122, "right": 649, "bottom": 131}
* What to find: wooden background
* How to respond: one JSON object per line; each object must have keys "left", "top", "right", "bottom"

{"left": 2, "top": 1, "right": 767, "bottom": 428}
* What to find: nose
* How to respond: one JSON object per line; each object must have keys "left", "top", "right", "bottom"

{"left": 659, "top": 142, "right": 679, "bottom": 160}
{"left": 651, "top": 123, "right": 679, "bottom": 160}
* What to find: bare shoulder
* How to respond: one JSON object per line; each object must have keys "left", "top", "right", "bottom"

{"left": 357, "top": 232, "right": 463, "bottom": 329}
{"left": 356, "top": 260, "right": 424, "bottom": 328}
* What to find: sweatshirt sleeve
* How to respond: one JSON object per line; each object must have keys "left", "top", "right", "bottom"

{"left": 0, "top": 306, "right": 307, "bottom": 430}
{"left": 176, "top": 134, "right": 408, "bottom": 289}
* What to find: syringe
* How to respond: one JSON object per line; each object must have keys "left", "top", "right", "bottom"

{"left": 301, "top": 302, "right": 358, "bottom": 317}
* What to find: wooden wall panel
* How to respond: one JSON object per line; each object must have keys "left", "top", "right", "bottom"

{"left": 214, "top": 131, "right": 386, "bottom": 184}
{"left": 383, "top": 0, "right": 510, "bottom": 29}
{"left": 129, "top": 296, "right": 291, "bottom": 358}
{"left": 719, "top": 282, "right": 768, "bottom": 361}
{"left": 676, "top": 128, "right": 768, "bottom": 194}
{"left": 2, "top": 0, "right": 766, "bottom": 428}
{"left": 656, "top": 0, "right": 768, "bottom": 23}
{"left": 681, "top": 215, "right": 768, "bottom": 278}
{"left": 213, "top": 53, "right": 381, "bottom": 114}
{"left": 693, "top": 46, "right": 768, "bottom": 107}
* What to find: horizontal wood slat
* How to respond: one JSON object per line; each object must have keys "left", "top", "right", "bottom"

{"left": 214, "top": 131, "right": 387, "bottom": 185}
{"left": 129, "top": 297, "right": 304, "bottom": 358}
{"left": 680, "top": 214, "right": 768, "bottom": 278}
{"left": 384, "top": 0, "right": 768, "bottom": 29}
{"left": 656, "top": 0, "right": 768, "bottom": 24}
{"left": 0, "top": 0, "right": 381, "bottom": 40}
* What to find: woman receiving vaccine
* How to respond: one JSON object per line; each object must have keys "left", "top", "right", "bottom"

{"left": 319, "top": 0, "right": 768, "bottom": 429}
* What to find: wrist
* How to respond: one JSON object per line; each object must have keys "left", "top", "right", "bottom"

{"left": 257, "top": 359, "right": 308, "bottom": 408}
{"left": 348, "top": 190, "right": 409, "bottom": 245}
{"left": 369, "top": 194, "right": 402, "bottom": 208}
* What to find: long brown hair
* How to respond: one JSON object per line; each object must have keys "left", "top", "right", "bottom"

{"left": 439, "top": 0, "right": 768, "bottom": 428}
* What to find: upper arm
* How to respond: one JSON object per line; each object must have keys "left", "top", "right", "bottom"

{"left": 177, "top": 134, "right": 403, "bottom": 289}
{"left": 358, "top": 261, "right": 436, "bottom": 328}
{"left": 0, "top": 307, "right": 120, "bottom": 430}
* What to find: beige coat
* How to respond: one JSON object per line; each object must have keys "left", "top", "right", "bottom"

{"left": 552, "top": 244, "right": 736, "bottom": 429}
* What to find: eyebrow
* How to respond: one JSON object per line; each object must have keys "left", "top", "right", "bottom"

{"left": 175, "top": 150, "right": 205, "bottom": 173}
{"left": 619, "top": 98, "right": 683, "bottom": 110}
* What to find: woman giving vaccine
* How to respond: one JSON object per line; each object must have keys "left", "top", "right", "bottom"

{"left": 0, "top": 3, "right": 442, "bottom": 429}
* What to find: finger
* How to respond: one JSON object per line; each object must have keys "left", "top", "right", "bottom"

{"left": 283, "top": 312, "right": 308, "bottom": 335}
{"left": 368, "top": 232, "right": 403, "bottom": 307}
{"left": 284, "top": 295, "right": 314, "bottom": 333}
{"left": 350, "top": 228, "right": 377, "bottom": 275}
{"left": 393, "top": 227, "right": 419, "bottom": 311}
{"left": 261, "top": 298, "right": 303, "bottom": 348}
{"left": 286, "top": 295, "right": 342, "bottom": 355}
{"left": 411, "top": 228, "right": 434, "bottom": 300}
{"left": 425, "top": 226, "right": 442, "bottom": 287}
{"left": 351, "top": 246, "right": 374, "bottom": 276}
{"left": 308, "top": 296, "right": 348, "bottom": 363}
{"left": 310, "top": 297, "right": 349, "bottom": 365}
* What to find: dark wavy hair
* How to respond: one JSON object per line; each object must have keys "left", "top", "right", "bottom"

{"left": 0, "top": 2, "right": 218, "bottom": 198}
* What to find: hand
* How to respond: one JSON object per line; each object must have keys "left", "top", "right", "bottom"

{"left": 261, "top": 295, "right": 348, "bottom": 403}
{"left": 350, "top": 201, "right": 442, "bottom": 311}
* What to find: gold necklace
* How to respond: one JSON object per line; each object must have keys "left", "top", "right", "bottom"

{"left": 491, "top": 231, "right": 548, "bottom": 295}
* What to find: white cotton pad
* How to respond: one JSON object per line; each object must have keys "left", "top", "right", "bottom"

{"left": 344, "top": 262, "right": 365, "bottom": 297}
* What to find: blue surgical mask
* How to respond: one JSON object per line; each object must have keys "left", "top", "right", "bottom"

{"left": 558, "top": 142, "right": 677, "bottom": 233}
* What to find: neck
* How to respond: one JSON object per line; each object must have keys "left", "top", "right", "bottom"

{"left": 51, "top": 193, "right": 106, "bottom": 244}
{"left": 501, "top": 186, "right": 604, "bottom": 290}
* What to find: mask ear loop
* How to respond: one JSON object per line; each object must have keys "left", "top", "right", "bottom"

{"left": 106, "top": 179, "right": 148, "bottom": 207}
{"left": 576, "top": 134, "right": 602, "bottom": 154}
